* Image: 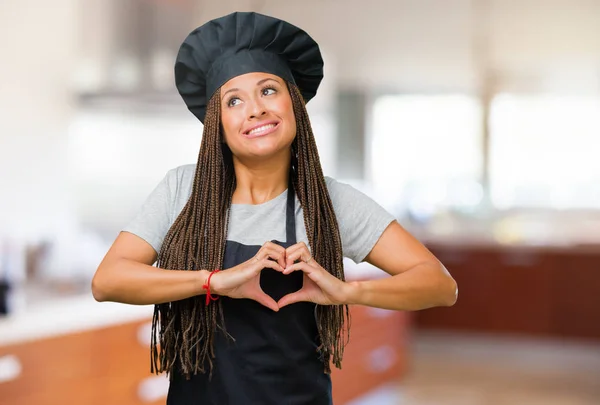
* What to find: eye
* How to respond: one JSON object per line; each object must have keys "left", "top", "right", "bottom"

{"left": 227, "top": 97, "right": 242, "bottom": 107}
{"left": 261, "top": 87, "right": 277, "bottom": 96}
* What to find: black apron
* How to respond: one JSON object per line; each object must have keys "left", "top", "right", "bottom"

{"left": 167, "top": 183, "right": 332, "bottom": 405}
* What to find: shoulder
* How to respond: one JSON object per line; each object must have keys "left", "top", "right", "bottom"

{"left": 323, "top": 176, "right": 372, "bottom": 207}
{"left": 168, "top": 163, "right": 196, "bottom": 182}
{"left": 163, "top": 164, "right": 196, "bottom": 195}
{"left": 322, "top": 176, "right": 396, "bottom": 263}
{"left": 324, "top": 176, "right": 350, "bottom": 195}
{"left": 122, "top": 164, "right": 196, "bottom": 254}
{"left": 322, "top": 175, "right": 380, "bottom": 216}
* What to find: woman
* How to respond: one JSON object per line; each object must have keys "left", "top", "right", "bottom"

{"left": 92, "top": 11, "right": 457, "bottom": 405}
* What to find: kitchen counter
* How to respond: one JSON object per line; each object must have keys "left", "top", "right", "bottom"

{"left": 0, "top": 293, "right": 153, "bottom": 346}
{"left": 0, "top": 259, "right": 390, "bottom": 347}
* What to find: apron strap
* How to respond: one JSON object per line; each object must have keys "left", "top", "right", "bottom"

{"left": 285, "top": 173, "right": 296, "bottom": 244}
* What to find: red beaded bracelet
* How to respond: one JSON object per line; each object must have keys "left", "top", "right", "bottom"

{"left": 202, "top": 269, "right": 220, "bottom": 305}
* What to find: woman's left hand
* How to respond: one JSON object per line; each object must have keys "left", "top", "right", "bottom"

{"left": 277, "top": 242, "right": 353, "bottom": 308}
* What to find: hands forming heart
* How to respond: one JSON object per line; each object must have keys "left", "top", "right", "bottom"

{"left": 209, "top": 241, "right": 352, "bottom": 311}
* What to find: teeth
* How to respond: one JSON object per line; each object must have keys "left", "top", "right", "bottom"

{"left": 248, "top": 124, "right": 275, "bottom": 135}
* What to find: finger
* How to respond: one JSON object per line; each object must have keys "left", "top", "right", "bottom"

{"left": 255, "top": 247, "right": 279, "bottom": 261}
{"left": 263, "top": 241, "right": 287, "bottom": 258}
{"left": 290, "top": 241, "right": 309, "bottom": 249}
{"left": 285, "top": 241, "right": 308, "bottom": 256}
{"left": 285, "top": 243, "right": 312, "bottom": 268}
{"left": 251, "top": 291, "right": 280, "bottom": 312}
{"left": 277, "top": 289, "right": 310, "bottom": 309}
{"left": 283, "top": 261, "right": 319, "bottom": 276}
{"left": 284, "top": 245, "right": 303, "bottom": 266}
{"left": 263, "top": 240, "right": 285, "bottom": 250}
{"left": 258, "top": 244, "right": 287, "bottom": 269}
{"left": 260, "top": 258, "right": 285, "bottom": 273}
{"left": 255, "top": 247, "right": 286, "bottom": 269}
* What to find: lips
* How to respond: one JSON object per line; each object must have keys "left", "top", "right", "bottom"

{"left": 243, "top": 121, "right": 280, "bottom": 138}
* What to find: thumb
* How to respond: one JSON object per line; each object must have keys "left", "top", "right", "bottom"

{"left": 277, "top": 289, "right": 310, "bottom": 309}
{"left": 250, "top": 290, "right": 280, "bottom": 312}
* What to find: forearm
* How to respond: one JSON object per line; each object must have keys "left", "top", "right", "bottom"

{"left": 346, "top": 262, "right": 457, "bottom": 311}
{"left": 92, "top": 257, "right": 209, "bottom": 305}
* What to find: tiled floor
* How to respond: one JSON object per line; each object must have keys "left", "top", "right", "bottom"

{"left": 400, "top": 330, "right": 600, "bottom": 405}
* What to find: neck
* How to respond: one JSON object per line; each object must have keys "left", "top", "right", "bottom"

{"left": 231, "top": 149, "right": 291, "bottom": 205}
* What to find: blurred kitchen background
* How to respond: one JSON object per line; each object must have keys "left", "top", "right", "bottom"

{"left": 1, "top": 0, "right": 599, "bottom": 404}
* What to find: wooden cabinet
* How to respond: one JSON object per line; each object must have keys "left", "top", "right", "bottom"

{"left": 416, "top": 247, "right": 492, "bottom": 331}
{"left": 551, "top": 250, "right": 600, "bottom": 339}
{"left": 417, "top": 243, "right": 600, "bottom": 340}
{"left": 0, "top": 331, "right": 98, "bottom": 405}
{"left": 0, "top": 320, "right": 164, "bottom": 405}
{"left": 1, "top": 309, "right": 410, "bottom": 405}
{"left": 92, "top": 321, "right": 165, "bottom": 405}
{"left": 332, "top": 306, "right": 409, "bottom": 404}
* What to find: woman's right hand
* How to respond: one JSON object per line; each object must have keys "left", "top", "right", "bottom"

{"left": 209, "top": 241, "right": 286, "bottom": 311}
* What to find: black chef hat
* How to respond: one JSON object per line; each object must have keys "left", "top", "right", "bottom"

{"left": 174, "top": 12, "right": 324, "bottom": 123}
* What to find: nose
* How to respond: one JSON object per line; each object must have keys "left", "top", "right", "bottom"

{"left": 247, "top": 97, "right": 267, "bottom": 119}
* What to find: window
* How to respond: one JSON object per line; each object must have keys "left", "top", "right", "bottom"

{"left": 370, "top": 94, "right": 483, "bottom": 217}
{"left": 490, "top": 94, "right": 600, "bottom": 209}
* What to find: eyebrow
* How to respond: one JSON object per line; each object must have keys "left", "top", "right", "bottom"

{"left": 221, "top": 77, "right": 280, "bottom": 100}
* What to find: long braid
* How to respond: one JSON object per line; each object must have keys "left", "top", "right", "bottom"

{"left": 151, "top": 90, "right": 234, "bottom": 377}
{"left": 151, "top": 83, "right": 349, "bottom": 378}
{"left": 289, "top": 84, "right": 350, "bottom": 372}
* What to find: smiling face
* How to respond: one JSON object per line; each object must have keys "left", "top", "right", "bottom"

{"left": 220, "top": 72, "right": 296, "bottom": 161}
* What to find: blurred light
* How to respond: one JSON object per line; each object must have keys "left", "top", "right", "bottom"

{"left": 72, "top": 57, "right": 105, "bottom": 93}
{"left": 366, "top": 345, "right": 397, "bottom": 373}
{"left": 138, "top": 375, "right": 169, "bottom": 402}
{"left": 490, "top": 93, "right": 600, "bottom": 209}
{"left": 110, "top": 54, "right": 141, "bottom": 91}
{"left": 151, "top": 48, "right": 176, "bottom": 91}
{"left": 0, "top": 355, "right": 22, "bottom": 383}
{"left": 448, "top": 180, "right": 484, "bottom": 210}
{"left": 370, "top": 94, "right": 482, "bottom": 216}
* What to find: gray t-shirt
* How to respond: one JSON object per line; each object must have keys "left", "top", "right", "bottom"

{"left": 123, "top": 164, "right": 395, "bottom": 264}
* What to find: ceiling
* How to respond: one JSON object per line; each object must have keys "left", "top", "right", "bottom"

{"left": 76, "top": 0, "right": 600, "bottom": 97}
